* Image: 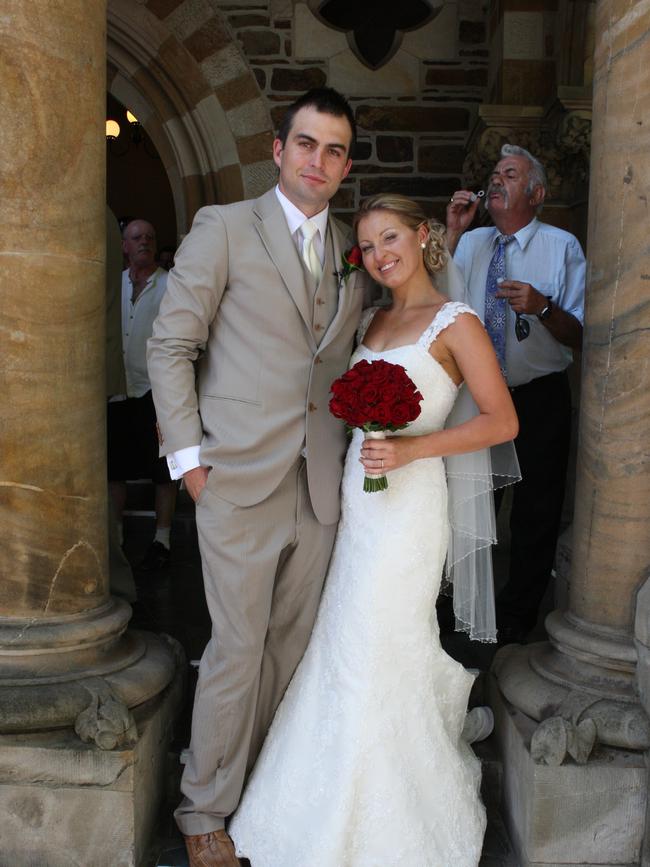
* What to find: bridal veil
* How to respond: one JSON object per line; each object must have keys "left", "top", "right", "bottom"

{"left": 438, "top": 257, "right": 521, "bottom": 642}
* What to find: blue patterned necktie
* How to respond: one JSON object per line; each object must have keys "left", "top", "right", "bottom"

{"left": 484, "top": 234, "right": 515, "bottom": 378}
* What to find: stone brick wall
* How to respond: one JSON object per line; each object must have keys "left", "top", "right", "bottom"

{"left": 217, "top": 0, "right": 489, "bottom": 222}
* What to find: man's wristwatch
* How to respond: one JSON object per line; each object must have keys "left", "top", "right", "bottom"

{"left": 538, "top": 296, "right": 553, "bottom": 321}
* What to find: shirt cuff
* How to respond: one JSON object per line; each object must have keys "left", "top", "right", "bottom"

{"left": 167, "top": 446, "right": 201, "bottom": 480}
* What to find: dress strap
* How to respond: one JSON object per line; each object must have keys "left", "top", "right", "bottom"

{"left": 356, "top": 306, "right": 380, "bottom": 344}
{"left": 418, "top": 302, "right": 480, "bottom": 351}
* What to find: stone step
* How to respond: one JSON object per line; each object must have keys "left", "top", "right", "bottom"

{"left": 155, "top": 823, "right": 517, "bottom": 865}
{"left": 155, "top": 742, "right": 517, "bottom": 867}
{"left": 156, "top": 848, "right": 188, "bottom": 867}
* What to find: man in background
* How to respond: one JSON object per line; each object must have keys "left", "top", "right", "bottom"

{"left": 105, "top": 206, "right": 136, "bottom": 601}
{"left": 447, "top": 144, "right": 585, "bottom": 644}
{"left": 107, "top": 219, "right": 177, "bottom": 571}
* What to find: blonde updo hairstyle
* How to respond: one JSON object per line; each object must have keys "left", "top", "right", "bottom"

{"left": 353, "top": 194, "right": 448, "bottom": 276}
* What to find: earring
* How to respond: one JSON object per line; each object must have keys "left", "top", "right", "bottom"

{"left": 420, "top": 243, "right": 426, "bottom": 249}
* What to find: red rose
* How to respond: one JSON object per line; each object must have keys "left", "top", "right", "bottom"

{"left": 346, "top": 360, "right": 369, "bottom": 381}
{"left": 340, "top": 246, "right": 364, "bottom": 283}
{"left": 380, "top": 383, "right": 400, "bottom": 404}
{"left": 373, "top": 404, "right": 393, "bottom": 426}
{"left": 329, "top": 398, "right": 346, "bottom": 418}
{"left": 391, "top": 402, "right": 413, "bottom": 426}
{"left": 360, "top": 384, "right": 380, "bottom": 404}
{"left": 345, "top": 245, "right": 363, "bottom": 268}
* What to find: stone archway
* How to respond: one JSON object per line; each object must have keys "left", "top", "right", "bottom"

{"left": 107, "top": 0, "right": 277, "bottom": 236}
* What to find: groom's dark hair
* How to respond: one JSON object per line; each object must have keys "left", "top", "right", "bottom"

{"left": 276, "top": 87, "right": 356, "bottom": 156}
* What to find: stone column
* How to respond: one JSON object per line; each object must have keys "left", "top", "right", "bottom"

{"left": 0, "top": 3, "right": 180, "bottom": 864}
{"left": 569, "top": 2, "right": 650, "bottom": 635}
{"left": 491, "top": 3, "right": 650, "bottom": 864}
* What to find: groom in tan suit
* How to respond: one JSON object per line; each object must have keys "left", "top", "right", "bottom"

{"left": 148, "top": 88, "right": 366, "bottom": 867}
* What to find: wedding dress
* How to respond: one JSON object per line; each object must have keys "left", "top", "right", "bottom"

{"left": 229, "top": 302, "right": 486, "bottom": 867}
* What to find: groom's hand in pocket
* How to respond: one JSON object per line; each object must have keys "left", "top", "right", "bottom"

{"left": 184, "top": 466, "right": 210, "bottom": 503}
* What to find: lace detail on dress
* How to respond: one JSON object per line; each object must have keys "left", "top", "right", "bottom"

{"left": 356, "top": 306, "right": 380, "bottom": 344}
{"left": 418, "top": 301, "right": 479, "bottom": 351}
{"left": 229, "top": 324, "right": 487, "bottom": 867}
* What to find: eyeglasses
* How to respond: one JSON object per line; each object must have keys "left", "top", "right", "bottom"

{"left": 515, "top": 313, "right": 530, "bottom": 342}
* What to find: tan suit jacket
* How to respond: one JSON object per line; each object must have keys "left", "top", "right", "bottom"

{"left": 147, "top": 189, "right": 366, "bottom": 526}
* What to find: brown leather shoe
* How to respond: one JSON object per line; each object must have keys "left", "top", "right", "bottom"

{"left": 183, "top": 830, "right": 241, "bottom": 867}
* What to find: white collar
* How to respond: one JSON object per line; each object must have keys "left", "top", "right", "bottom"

{"left": 492, "top": 217, "right": 539, "bottom": 251}
{"left": 513, "top": 217, "right": 539, "bottom": 251}
{"left": 275, "top": 185, "right": 329, "bottom": 240}
{"left": 126, "top": 266, "right": 161, "bottom": 288}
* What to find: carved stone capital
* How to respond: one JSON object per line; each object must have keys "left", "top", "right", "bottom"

{"left": 462, "top": 99, "right": 592, "bottom": 204}
{"left": 531, "top": 713, "right": 597, "bottom": 766}
{"left": 558, "top": 111, "right": 592, "bottom": 158}
{"left": 493, "top": 638, "right": 650, "bottom": 766}
{"left": 75, "top": 680, "right": 138, "bottom": 751}
{"left": 0, "top": 624, "right": 181, "bottom": 746}
{"left": 462, "top": 124, "right": 566, "bottom": 200}
{"left": 530, "top": 689, "right": 600, "bottom": 765}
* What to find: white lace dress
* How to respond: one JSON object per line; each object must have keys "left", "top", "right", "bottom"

{"left": 229, "top": 302, "right": 486, "bottom": 867}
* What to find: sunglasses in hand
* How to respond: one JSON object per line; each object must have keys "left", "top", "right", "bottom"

{"left": 515, "top": 314, "right": 530, "bottom": 342}
{"left": 496, "top": 278, "right": 531, "bottom": 342}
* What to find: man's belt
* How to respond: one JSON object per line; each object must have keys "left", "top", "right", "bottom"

{"left": 508, "top": 369, "right": 568, "bottom": 394}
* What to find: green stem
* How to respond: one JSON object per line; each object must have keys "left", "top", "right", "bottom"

{"left": 363, "top": 474, "right": 388, "bottom": 493}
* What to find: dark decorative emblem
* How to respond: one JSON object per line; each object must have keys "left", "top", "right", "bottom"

{"left": 311, "top": 0, "right": 442, "bottom": 70}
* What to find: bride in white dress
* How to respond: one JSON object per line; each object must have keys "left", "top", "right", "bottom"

{"left": 229, "top": 194, "right": 518, "bottom": 867}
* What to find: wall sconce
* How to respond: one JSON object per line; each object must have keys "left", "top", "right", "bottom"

{"left": 105, "top": 109, "right": 157, "bottom": 158}
{"left": 106, "top": 119, "right": 121, "bottom": 139}
{"left": 126, "top": 110, "right": 144, "bottom": 146}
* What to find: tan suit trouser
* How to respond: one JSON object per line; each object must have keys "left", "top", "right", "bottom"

{"left": 175, "top": 458, "right": 338, "bottom": 836}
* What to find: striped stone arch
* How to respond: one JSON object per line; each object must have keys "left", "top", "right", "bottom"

{"left": 106, "top": 0, "right": 277, "bottom": 236}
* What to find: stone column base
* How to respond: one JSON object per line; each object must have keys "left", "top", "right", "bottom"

{"left": 0, "top": 660, "right": 184, "bottom": 867}
{"left": 489, "top": 675, "right": 646, "bottom": 866}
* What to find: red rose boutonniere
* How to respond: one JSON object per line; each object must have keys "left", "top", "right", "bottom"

{"left": 337, "top": 245, "right": 364, "bottom": 289}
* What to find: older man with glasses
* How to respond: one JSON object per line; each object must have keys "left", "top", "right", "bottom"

{"left": 446, "top": 144, "right": 586, "bottom": 645}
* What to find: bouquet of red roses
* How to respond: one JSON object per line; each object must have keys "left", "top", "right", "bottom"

{"left": 329, "top": 359, "right": 423, "bottom": 492}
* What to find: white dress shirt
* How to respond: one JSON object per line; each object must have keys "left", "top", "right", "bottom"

{"left": 453, "top": 218, "right": 585, "bottom": 387}
{"left": 121, "top": 266, "right": 168, "bottom": 398}
{"left": 166, "top": 187, "right": 329, "bottom": 480}
{"left": 275, "top": 185, "right": 328, "bottom": 266}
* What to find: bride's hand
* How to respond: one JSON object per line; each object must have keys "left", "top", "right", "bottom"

{"left": 360, "top": 436, "right": 421, "bottom": 473}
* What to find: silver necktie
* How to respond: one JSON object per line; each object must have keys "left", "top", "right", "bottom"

{"left": 301, "top": 219, "right": 322, "bottom": 283}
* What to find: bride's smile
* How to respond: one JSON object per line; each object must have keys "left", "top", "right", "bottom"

{"left": 357, "top": 209, "right": 430, "bottom": 297}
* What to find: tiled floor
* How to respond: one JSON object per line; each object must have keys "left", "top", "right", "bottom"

{"left": 122, "top": 486, "right": 533, "bottom": 866}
